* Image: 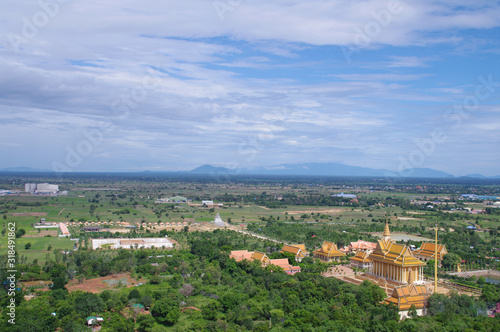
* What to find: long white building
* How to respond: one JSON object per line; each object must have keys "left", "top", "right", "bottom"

{"left": 25, "top": 183, "right": 59, "bottom": 194}
{"left": 36, "top": 183, "right": 59, "bottom": 194}
{"left": 91, "top": 237, "right": 173, "bottom": 250}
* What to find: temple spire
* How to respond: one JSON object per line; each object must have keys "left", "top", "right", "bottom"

{"left": 383, "top": 219, "right": 391, "bottom": 239}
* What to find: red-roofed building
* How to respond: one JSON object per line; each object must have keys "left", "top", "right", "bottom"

{"left": 229, "top": 250, "right": 254, "bottom": 262}
{"left": 349, "top": 240, "right": 377, "bottom": 253}
{"left": 59, "top": 223, "right": 71, "bottom": 237}
{"left": 269, "top": 258, "right": 301, "bottom": 275}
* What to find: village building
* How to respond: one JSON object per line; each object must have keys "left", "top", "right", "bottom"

{"left": 412, "top": 242, "right": 448, "bottom": 264}
{"left": 229, "top": 250, "right": 254, "bottom": 262}
{"left": 59, "top": 223, "right": 71, "bottom": 237}
{"left": 313, "top": 241, "right": 345, "bottom": 262}
{"left": 332, "top": 192, "right": 357, "bottom": 198}
{"left": 86, "top": 316, "right": 104, "bottom": 326}
{"left": 91, "top": 237, "right": 173, "bottom": 250}
{"left": 348, "top": 240, "right": 377, "bottom": 253}
{"left": 82, "top": 226, "right": 101, "bottom": 232}
{"left": 280, "top": 244, "right": 309, "bottom": 262}
{"left": 269, "top": 258, "right": 301, "bottom": 275}
{"left": 349, "top": 250, "right": 373, "bottom": 269}
{"left": 229, "top": 250, "right": 299, "bottom": 272}
{"left": 369, "top": 222, "right": 426, "bottom": 284}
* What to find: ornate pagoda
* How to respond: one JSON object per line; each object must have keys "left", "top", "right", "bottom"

{"left": 369, "top": 221, "right": 426, "bottom": 284}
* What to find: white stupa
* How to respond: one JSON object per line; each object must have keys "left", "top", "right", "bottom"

{"left": 212, "top": 213, "right": 226, "bottom": 227}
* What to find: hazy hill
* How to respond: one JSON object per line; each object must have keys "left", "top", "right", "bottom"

{"left": 0, "top": 166, "right": 50, "bottom": 172}
{"left": 189, "top": 163, "right": 457, "bottom": 178}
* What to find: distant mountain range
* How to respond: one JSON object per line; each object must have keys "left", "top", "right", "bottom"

{"left": 1, "top": 164, "right": 499, "bottom": 179}
{"left": 189, "top": 163, "right": 500, "bottom": 179}
{"left": 0, "top": 166, "right": 51, "bottom": 172}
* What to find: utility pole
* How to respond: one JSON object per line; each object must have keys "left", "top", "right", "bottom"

{"left": 434, "top": 221, "right": 438, "bottom": 293}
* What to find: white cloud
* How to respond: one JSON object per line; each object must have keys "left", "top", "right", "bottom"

{"left": 0, "top": 1, "right": 499, "bottom": 174}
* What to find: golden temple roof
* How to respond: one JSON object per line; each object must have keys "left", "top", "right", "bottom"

{"left": 413, "top": 242, "right": 448, "bottom": 261}
{"left": 252, "top": 251, "right": 270, "bottom": 263}
{"left": 370, "top": 222, "right": 425, "bottom": 267}
{"left": 349, "top": 250, "right": 372, "bottom": 263}
{"left": 313, "top": 241, "right": 345, "bottom": 257}
{"left": 370, "top": 240, "right": 425, "bottom": 267}
{"left": 280, "top": 244, "right": 308, "bottom": 256}
{"left": 384, "top": 283, "right": 431, "bottom": 311}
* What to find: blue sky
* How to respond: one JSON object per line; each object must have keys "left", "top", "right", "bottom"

{"left": 1, "top": 0, "right": 499, "bottom": 176}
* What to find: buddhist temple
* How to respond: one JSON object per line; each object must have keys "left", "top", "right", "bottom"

{"left": 313, "top": 241, "right": 345, "bottom": 262}
{"left": 383, "top": 269, "right": 432, "bottom": 319}
{"left": 369, "top": 221, "right": 426, "bottom": 284}
{"left": 251, "top": 251, "right": 271, "bottom": 266}
{"left": 412, "top": 242, "right": 448, "bottom": 264}
{"left": 349, "top": 250, "right": 373, "bottom": 269}
{"left": 280, "top": 244, "right": 309, "bottom": 262}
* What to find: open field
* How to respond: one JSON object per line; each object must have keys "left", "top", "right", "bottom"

{"left": 1, "top": 174, "right": 499, "bottom": 264}
{"left": 22, "top": 272, "right": 147, "bottom": 293}
{"left": 66, "top": 273, "right": 146, "bottom": 293}
{"left": 2, "top": 236, "right": 76, "bottom": 263}
{"left": 23, "top": 230, "right": 58, "bottom": 237}
{"left": 12, "top": 212, "right": 47, "bottom": 217}
{"left": 286, "top": 208, "right": 346, "bottom": 214}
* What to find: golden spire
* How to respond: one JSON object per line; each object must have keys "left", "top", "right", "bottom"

{"left": 383, "top": 219, "right": 391, "bottom": 239}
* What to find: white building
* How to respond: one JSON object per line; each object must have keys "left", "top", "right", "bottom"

{"left": 91, "top": 237, "right": 173, "bottom": 250}
{"left": 25, "top": 183, "right": 37, "bottom": 193}
{"left": 36, "top": 183, "right": 59, "bottom": 194}
{"left": 332, "top": 192, "right": 357, "bottom": 198}
{"left": 25, "top": 183, "right": 59, "bottom": 194}
{"left": 213, "top": 213, "right": 226, "bottom": 227}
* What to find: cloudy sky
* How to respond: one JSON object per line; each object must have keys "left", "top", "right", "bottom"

{"left": 1, "top": 0, "right": 499, "bottom": 176}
